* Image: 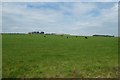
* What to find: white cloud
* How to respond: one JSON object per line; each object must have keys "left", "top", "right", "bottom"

{"left": 71, "top": 3, "right": 97, "bottom": 16}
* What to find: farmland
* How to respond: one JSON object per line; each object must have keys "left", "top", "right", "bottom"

{"left": 2, "top": 34, "right": 118, "bottom": 78}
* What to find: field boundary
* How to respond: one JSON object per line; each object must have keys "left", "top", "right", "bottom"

{"left": 1, "top": 78, "right": 119, "bottom": 80}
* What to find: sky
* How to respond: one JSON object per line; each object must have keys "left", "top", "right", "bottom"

{"left": 1, "top": 0, "right": 119, "bottom": 2}
{"left": 1, "top": 2, "right": 118, "bottom": 36}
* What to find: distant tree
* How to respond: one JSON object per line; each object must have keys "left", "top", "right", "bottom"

{"left": 40, "top": 32, "right": 44, "bottom": 34}
{"left": 37, "top": 31, "right": 39, "bottom": 34}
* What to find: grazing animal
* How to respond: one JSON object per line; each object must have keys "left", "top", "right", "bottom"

{"left": 85, "top": 37, "right": 87, "bottom": 39}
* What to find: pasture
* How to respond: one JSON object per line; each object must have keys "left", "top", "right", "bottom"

{"left": 2, "top": 34, "right": 118, "bottom": 78}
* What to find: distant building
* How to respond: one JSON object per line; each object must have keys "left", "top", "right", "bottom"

{"left": 93, "top": 35, "right": 114, "bottom": 37}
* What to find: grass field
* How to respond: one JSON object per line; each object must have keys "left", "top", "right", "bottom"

{"left": 2, "top": 34, "right": 118, "bottom": 78}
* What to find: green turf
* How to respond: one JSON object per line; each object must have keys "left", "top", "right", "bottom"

{"left": 0, "top": 35, "right": 2, "bottom": 79}
{"left": 2, "top": 34, "right": 118, "bottom": 78}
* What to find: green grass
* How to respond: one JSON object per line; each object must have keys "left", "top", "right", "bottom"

{"left": 2, "top": 34, "right": 118, "bottom": 78}
{"left": 0, "top": 35, "right": 2, "bottom": 78}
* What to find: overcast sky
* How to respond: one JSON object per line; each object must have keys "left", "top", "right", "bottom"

{"left": 2, "top": 2, "right": 118, "bottom": 36}
{"left": 1, "top": 0, "right": 119, "bottom": 2}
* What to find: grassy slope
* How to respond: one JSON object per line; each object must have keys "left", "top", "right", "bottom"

{"left": 2, "top": 34, "right": 118, "bottom": 78}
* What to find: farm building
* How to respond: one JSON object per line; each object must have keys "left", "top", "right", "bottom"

{"left": 93, "top": 35, "right": 114, "bottom": 37}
